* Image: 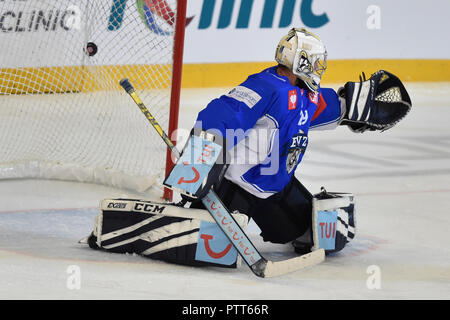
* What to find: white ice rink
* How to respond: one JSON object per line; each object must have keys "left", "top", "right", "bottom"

{"left": 0, "top": 82, "right": 449, "bottom": 300}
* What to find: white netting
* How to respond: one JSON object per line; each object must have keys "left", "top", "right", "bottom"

{"left": 0, "top": 0, "right": 181, "bottom": 192}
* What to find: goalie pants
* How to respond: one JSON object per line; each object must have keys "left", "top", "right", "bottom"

{"left": 190, "top": 177, "right": 312, "bottom": 244}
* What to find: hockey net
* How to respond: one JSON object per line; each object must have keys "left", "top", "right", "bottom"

{"left": 0, "top": 0, "right": 186, "bottom": 194}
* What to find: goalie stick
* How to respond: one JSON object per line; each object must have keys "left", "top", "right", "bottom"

{"left": 119, "top": 78, "right": 325, "bottom": 278}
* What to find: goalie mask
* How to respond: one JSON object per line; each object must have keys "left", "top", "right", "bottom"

{"left": 275, "top": 28, "right": 327, "bottom": 92}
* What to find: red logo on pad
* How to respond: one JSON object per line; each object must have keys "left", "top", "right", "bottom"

{"left": 200, "top": 234, "right": 232, "bottom": 259}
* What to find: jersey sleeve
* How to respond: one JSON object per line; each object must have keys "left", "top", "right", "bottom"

{"left": 195, "top": 83, "right": 274, "bottom": 148}
{"left": 310, "top": 88, "right": 345, "bottom": 130}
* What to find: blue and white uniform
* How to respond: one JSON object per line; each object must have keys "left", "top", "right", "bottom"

{"left": 196, "top": 66, "right": 344, "bottom": 198}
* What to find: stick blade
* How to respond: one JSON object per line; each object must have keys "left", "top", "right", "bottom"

{"left": 262, "top": 249, "right": 325, "bottom": 278}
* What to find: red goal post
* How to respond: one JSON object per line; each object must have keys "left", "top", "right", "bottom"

{"left": 165, "top": 0, "right": 187, "bottom": 201}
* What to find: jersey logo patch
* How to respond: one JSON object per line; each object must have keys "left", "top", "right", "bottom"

{"left": 288, "top": 89, "right": 297, "bottom": 110}
{"left": 308, "top": 91, "right": 319, "bottom": 105}
{"left": 227, "top": 86, "right": 262, "bottom": 109}
{"left": 284, "top": 130, "right": 308, "bottom": 174}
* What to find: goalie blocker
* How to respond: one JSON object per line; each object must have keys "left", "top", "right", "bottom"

{"left": 164, "top": 128, "right": 229, "bottom": 201}
{"left": 86, "top": 199, "right": 248, "bottom": 268}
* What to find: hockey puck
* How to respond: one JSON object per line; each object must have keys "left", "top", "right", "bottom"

{"left": 85, "top": 42, "right": 98, "bottom": 57}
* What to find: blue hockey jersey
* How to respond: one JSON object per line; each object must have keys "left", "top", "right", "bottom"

{"left": 196, "top": 66, "right": 343, "bottom": 198}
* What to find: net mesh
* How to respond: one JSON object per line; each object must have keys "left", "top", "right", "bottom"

{"left": 0, "top": 0, "right": 181, "bottom": 192}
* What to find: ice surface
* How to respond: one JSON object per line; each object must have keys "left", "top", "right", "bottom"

{"left": 0, "top": 83, "right": 449, "bottom": 299}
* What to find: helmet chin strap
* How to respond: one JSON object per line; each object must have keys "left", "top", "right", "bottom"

{"left": 296, "top": 77, "right": 319, "bottom": 93}
{"left": 296, "top": 78, "right": 308, "bottom": 90}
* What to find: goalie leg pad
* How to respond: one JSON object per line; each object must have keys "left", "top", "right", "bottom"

{"left": 292, "top": 188, "right": 356, "bottom": 255}
{"left": 311, "top": 188, "right": 356, "bottom": 254}
{"left": 89, "top": 199, "right": 248, "bottom": 268}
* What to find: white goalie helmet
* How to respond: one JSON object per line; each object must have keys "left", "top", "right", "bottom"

{"left": 275, "top": 28, "right": 327, "bottom": 92}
